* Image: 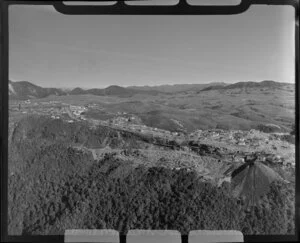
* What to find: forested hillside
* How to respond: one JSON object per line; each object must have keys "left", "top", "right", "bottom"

{"left": 8, "top": 116, "right": 295, "bottom": 235}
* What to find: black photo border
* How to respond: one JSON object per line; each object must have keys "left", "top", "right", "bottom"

{"left": 1, "top": 0, "right": 299, "bottom": 242}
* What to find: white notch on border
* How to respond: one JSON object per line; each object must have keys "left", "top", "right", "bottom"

{"left": 63, "top": 1, "right": 117, "bottom": 6}
{"left": 64, "top": 229, "right": 119, "bottom": 242}
{"left": 187, "top": 0, "right": 241, "bottom": 6}
{"left": 127, "top": 230, "right": 181, "bottom": 243}
{"left": 125, "top": 0, "right": 179, "bottom": 6}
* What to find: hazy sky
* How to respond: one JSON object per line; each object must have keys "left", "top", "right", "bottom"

{"left": 9, "top": 4, "right": 295, "bottom": 88}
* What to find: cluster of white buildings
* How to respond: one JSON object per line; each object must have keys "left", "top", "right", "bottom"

{"left": 69, "top": 105, "right": 87, "bottom": 117}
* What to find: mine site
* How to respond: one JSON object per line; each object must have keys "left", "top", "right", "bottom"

{"left": 8, "top": 80, "right": 295, "bottom": 235}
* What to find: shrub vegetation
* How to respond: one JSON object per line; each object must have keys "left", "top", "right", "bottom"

{"left": 8, "top": 116, "right": 295, "bottom": 235}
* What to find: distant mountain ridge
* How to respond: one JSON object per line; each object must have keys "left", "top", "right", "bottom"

{"left": 128, "top": 82, "right": 227, "bottom": 93}
{"left": 69, "top": 85, "right": 161, "bottom": 97}
{"left": 201, "top": 80, "right": 292, "bottom": 92}
{"left": 9, "top": 80, "right": 66, "bottom": 100}
{"left": 9, "top": 81, "right": 162, "bottom": 100}
{"left": 9, "top": 80, "right": 292, "bottom": 100}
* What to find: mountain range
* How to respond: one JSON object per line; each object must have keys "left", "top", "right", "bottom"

{"left": 128, "top": 82, "right": 227, "bottom": 93}
{"left": 9, "top": 81, "right": 66, "bottom": 100}
{"left": 8, "top": 80, "right": 292, "bottom": 100}
{"left": 201, "top": 80, "right": 290, "bottom": 91}
{"left": 9, "top": 81, "right": 161, "bottom": 100}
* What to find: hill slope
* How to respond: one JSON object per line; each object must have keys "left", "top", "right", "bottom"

{"left": 200, "top": 80, "right": 293, "bottom": 92}
{"left": 9, "top": 81, "right": 66, "bottom": 100}
{"left": 8, "top": 115, "right": 295, "bottom": 235}
{"left": 129, "top": 82, "right": 226, "bottom": 93}
{"left": 9, "top": 81, "right": 163, "bottom": 99}
{"left": 78, "top": 85, "right": 162, "bottom": 97}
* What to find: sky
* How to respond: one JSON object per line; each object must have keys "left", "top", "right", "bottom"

{"left": 9, "top": 3, "right": 295, "bottom": 89}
